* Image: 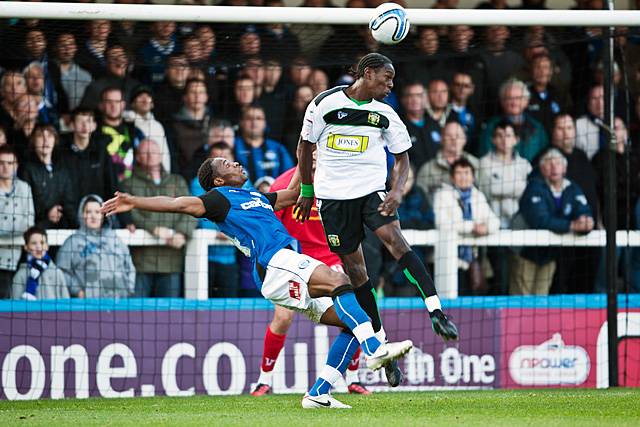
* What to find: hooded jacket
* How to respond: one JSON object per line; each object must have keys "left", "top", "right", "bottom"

{"left": 56, "top": 195, "right": 136, "bottom": 298}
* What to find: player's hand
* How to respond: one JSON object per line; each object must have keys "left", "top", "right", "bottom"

{"left": 101, "top": 192, "right": 135, "bottom": 217}
{"left": 294, "top": 196, "right": 314, "bottom": 223}
{"left": 378, "top": 190, "right": 402, "bottom": 216}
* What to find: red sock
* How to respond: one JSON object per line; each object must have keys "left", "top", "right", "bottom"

{"left": 261, "top": 326, "right": 287, "bottom": 372}
{"left": 347, "top": 347, "right": 361, "bottom": 371}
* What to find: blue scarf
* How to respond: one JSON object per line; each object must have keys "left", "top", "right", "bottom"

{"left": 457, "top": 188, "right": 474, "bottom": 264}
{"left": 25, "top": 252, "right": 51, "bottom": 299}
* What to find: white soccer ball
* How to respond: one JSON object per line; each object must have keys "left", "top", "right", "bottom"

{"left": 369, "top": 3, "right": 410, "bottom": 45}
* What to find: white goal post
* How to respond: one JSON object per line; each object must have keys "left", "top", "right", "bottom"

{"left": 0, "top": 1, "right": 639, "bottom": 26}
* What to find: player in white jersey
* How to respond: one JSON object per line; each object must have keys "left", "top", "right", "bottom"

{"left": 295, "top": 53, "right": 459, "bottom": 387}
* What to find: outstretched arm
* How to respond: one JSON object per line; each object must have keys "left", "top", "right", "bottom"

{"left": 271, "top": 166, "right": 302, "bottom": 211}
{"left": 101, "top": 192, "right": 206, "bottom": 218}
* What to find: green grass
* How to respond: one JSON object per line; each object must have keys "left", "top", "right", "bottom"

{"left": 1, "top": 389, "right": 639, "bottom": 426}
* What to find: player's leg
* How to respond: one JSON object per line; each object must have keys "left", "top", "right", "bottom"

{"left": 345, "top": 347, "right": 370, "bottom": 395}
{"left": 251, "top": 305, "right": 294, "bottom": 396}
{"left": 372, "top": 219, "right": 458, "bottom": 341}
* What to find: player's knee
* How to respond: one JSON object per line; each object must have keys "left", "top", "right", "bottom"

{"left": 272, "top": 307, "right": 294, "bottom": 331}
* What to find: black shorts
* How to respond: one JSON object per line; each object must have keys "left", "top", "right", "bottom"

{"left": 318, "top": 191, "right": 399, "bottom": 255}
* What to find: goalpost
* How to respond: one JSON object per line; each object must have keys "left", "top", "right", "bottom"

{"left": 0, "top": 1, "right": 638, "bottom": 400}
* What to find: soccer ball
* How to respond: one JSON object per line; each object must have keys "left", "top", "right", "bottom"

{"left": 369, "top": 3, "right": 410, "bottom": 45}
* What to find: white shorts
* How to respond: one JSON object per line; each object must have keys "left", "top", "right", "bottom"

{"left": 260, "top": 248, "right": 333, "bottom": 323}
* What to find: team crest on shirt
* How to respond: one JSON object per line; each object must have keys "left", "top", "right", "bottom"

{"left": 289, "top": 281, "right": 301, "bottom": 300}
{"left": 367, "top": 112, "right": 380, "bottom": 126}
{"left": 328, "top": 234, "right": 341, "bottom": 247}
{"left": 337, "top": 111, "right": 348, "bottom": 120}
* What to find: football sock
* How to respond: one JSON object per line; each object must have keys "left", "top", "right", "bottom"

{"left": 309, "top": 331, "right": 359, "bottom": 397}
{"left": 332, "top": 285, "right": 381, "bottom": 356}
{"left": 257, "top": 326, "right": 286, "bottom": 386}
{"left": 347, "top": 347, "right": 361, "bottom": 371}
{"left": 354, "top": 279, "right": 383, "bottom": 332}
{"left": 399, "top": 250, "right": 442, "bottom": 313}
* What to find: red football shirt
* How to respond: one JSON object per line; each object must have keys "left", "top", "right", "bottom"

{"left": 270, "top": 168, "right": 342, "bottom": 268}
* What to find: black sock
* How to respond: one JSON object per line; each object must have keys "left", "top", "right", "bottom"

{"left": 399, "top": 250, "right": 438, "bottom": 299}
{"left": 353, "top": 279, "right": 382, "bottom": 332}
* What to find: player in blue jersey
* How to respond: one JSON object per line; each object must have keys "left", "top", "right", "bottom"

{"left": 101, "top": 157, "right": 413, "bottom": 409}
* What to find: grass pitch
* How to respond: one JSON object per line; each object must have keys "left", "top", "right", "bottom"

{"left": 1, "top": 389, "right": 639, "bottom": 426}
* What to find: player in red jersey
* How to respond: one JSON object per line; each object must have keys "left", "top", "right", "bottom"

{"left": 251, "top": 167, "right": 370, "bottom": 396}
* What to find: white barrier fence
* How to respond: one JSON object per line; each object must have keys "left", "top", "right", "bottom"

{"left": 2, "top": 229, "right": 639, "bottom": 299}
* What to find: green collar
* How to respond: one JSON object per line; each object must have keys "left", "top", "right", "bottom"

{"left": 348, "top": 95, "right": 372, "bottom": 106}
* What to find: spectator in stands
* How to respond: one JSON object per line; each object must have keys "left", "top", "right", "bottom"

{"left": 56, "top": 194, "right": 136, "bottom": 298}
{"left": 226, "top": 76, "right": 260, "bottom": 126}
{"left": 23, "top": 62, "right": 60, "bottom": 127}
{"left": 124, "top": 85, "right": 171, "bottom": 173}
{"left": 478, "top": 25, "right": 524, "bottom": 117}
{"left": 194, "top": 25, "right": 219, "bottom": 64}
{"left": 308, "top": 68, "right": 329, "bottom": 97}
{"left": 170, "top": 78, "right": 211, "bottom": 175}
{"left": 592, "top": 118, "right": 640, "bottom": 293}
{"left": 20, "top": 124, "right": 77, "bottom": 230}
{"left": 96, "top": 86, "right": 143, "bottom": 182}
{"left": 282, "top": 85, "right": 313, "bottom": 157}
{"left": 510, "top": 148, "right": 593, "bottom": 295}
{"left": 259, "top": 58, "right": 287, "bottom": 141}
{"left": 525, "top": 53, "right": 569, "bottom": 137}
{"left": 11, "top": 227, "right": 68, "bottom": 300}
{"left": 449, "top": 70, "right": 478, "bottom": 149}
{"left": 398, "top": 27, "right": 447, "bottom": 88}
{"left": 111, "top": 15, "right": 149, "bottom": 60}
{"left": 434, "top": 158, "right": 500, "bottom": 295}
{"left": 0, "top": 72, "right": 28, "bottom": 135}
{"left": 286, "top": 56, "right": 312, "bottom": 93}
{"left": 478, "top": 78, "right": 549, "bottom": 162}
{"left": 261, "top": 0, "right": 301, "bottom": 61}
{"left": 443, "top": 25, "right": 486, "bottom": 111}
{"left": 53, "top": 33, "right": 92, "bottom": 111}
{"left": 9, "top": 93, "right": 40, "bottom": 161}
{"left": 478, "top": 120, "right": 532, "bottom": 229}
{"left": 153, "top": 54, "right": 190, "bottom": 125}
{"left": 0, "top": 145, "right": 34, "bottom": 299}
{"left": 137, "top": 21, "right": 179, "bottom": 86}
{"left": 426, "top": 79, "right": 453, "bottom": 130}
{"left": 189, "top": 142, "right": 242, "bottom": 297}
{"left": 478, "top": 121, "right": 532, "bottom": 294}
{"left": 416, "top": 121, "right": 479, "bottom": 198}
{"left": 476, "top": 0, "right": 509, "bottom": 8}
{"left": 57, "top": 108, "right": 120, "bottom": 208}
{"left": 122, "top": 139, "right": 195, "bottom": 297}
{"left": 80, "top": 46, "right": 141, "bottom": 110}
{"left": 233, "top": 104, "right": 293, "bottom": 186}
{"left": 400, "top": 81, "right": 438, "bottom": 170}
{"left": 533, "top": 114, "right": 600, "bottom": 293}
{"left": 576, "top": 84, "right": 606, "bottom": 160}
{"left": 184, "top": 119, "right": 235, "bottom": 182}
{"left": 76, "top": 20, "right": 112, "bottom": 79}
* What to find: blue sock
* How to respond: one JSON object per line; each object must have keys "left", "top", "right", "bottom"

{"left": 333, "top": 291, "right": 381, "bottom": 356}
{"left": 309, "top": 332, "right": 359, "bottom": 397}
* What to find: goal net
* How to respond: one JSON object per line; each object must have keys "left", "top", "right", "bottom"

{"left": 0, "top": 2, "right": 638, "bottom": 400}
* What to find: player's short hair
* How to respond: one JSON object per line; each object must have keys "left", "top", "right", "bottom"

{"left": 198, "top": 158, "right": 217, "bottom": 191}
{"left": 355, "top": 53, "right": 392, "bottom": 79}
{"left": 100, "top": 86, "right": 123, "bottom": 101}
{"left": 29, "top": 124, "right": 59, "bottom": 150}
{"left": 23, "top": 226, "right": 47, "bottom": 245}
{"left": 449, "top": 157, "right": 475, "bottom": 176}
{"left": 209, "top": 142, "right": 232, "bottom": 152}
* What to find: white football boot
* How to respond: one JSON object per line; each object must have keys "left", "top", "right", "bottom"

{"left": 365, "top": 340, "right": 413, "bottom": 371}
{"left": 301, "top": 393, "right": 352, "bottom": 409}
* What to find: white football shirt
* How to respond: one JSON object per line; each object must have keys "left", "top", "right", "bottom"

{"left": 301, "top": 86, "right": 411, "bottom": 200}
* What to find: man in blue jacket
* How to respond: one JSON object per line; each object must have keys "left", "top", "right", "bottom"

{"left": 510, "top": 148, "right": 594, "bottom": 295}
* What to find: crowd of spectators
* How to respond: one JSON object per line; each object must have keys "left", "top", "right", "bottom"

{"left": 1, "top": 0, "right": 640, "bottom": 299}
